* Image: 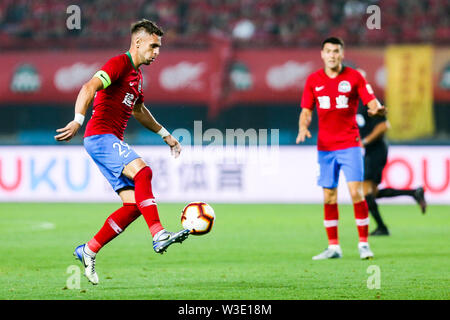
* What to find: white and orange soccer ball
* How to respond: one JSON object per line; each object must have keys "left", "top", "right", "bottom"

{"left": 181, "top": 202, "right": 215, "bottom": 235}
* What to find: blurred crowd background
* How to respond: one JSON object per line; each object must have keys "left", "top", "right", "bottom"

{"left": 0, "top": 0, "right": 449, "bottom": 146}
{"left": 1, "top": 0, "right": 449, "bottom": 49}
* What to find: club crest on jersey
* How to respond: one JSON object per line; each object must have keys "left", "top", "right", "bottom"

{"left": 338, "top": 80, "right": 351, "bottom": 93}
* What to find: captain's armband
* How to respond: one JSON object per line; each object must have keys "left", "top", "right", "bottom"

{"left": 93, "top": 70, "right": 111, "bottom": 89}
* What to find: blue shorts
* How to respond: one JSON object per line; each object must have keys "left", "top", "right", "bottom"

{"left": 84, "top": 134, "right": 141, "bottom": 192}
{"left": 317, "top": 147, "right": 364, "bottom": 189}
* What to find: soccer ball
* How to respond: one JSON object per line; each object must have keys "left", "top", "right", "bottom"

{"left": 181, "top": 202, "right": 215, "bottom": 235}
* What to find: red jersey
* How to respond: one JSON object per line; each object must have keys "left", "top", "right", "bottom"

{"left": 301, "top": 66, "right": 376, "bottom": 151}
{"left": 84, "top": 52, "right": 144, "bottom": 141}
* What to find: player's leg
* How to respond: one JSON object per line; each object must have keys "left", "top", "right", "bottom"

{"left": 347, "top": 180, "right": 373, "bottom": 259}
{"left": 75, "top": 193, "right": 141, "bottom": 285}
{"left": 122, "top": 158, "right": 163, "bottom": 236}
{"left": 340, "top": 147, "right": 373, "bottom": 259}
{"left": 312, "top": 151, "right": 342, "bottom": 260}
{"left": 364, "top": 180, "right": 389, "bottom": 236}
{"left": 341, "top": 148, "right": 370, "bottom": 243}
{"left": 75, "top": 135, "right": 142, "bottom": 284}
{"left": 122, "top": 158, "right": 190, "bottom": 253}
{"left": 376, "top": 187, "right": 427, "bottom": 214}
{"left": 363, "top": 149, "right": 389, "bottom": 235}
{"left": 347, "top": 180, "right": 370, "bottom": 241}
{"left": 322, "top": 187, "right": 339, "bottom": 247}
{"left": 84, "top": 138, "right": 142, "bottom": 246}
{"left": 86, "top": 189, "right": 141, "bottom": 254}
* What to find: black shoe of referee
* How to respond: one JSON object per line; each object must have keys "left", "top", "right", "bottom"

{"left": 413, "top": 187, "right": 427, "bottom": 214}
{"left": 370, "top": 226, "right": 390, "bottom": 236}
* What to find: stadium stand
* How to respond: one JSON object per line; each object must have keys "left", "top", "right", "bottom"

{"left": 0, "top": 0, "right": 448, "bottom": 50}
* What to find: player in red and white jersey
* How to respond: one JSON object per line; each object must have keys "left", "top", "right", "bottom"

{"left": 55, "top": 20, "right": 189, "bottom": 285}
{"left": 296, "top": 37, "right": 386, "bottom": 260}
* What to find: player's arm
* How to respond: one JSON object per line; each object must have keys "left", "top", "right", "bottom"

{"left": 55, "top": 77, "right": 103, "bottom": 141}
{"left": 355, "top": 70, "right": 386, "bottom": 118}
{"left": 296, "top": 75, "right": 314, "bottom": 144}
{"left": 367, "top": 98, "right": 386, "bottom": 117}
{"left": 132, "top": 102, "right": 181, "bottom": 158}
{"left": 296, "top": 108, "right": 313, "bottom": 144}
{"left": 362, "top": 120, "right": 390, "bottom": 147}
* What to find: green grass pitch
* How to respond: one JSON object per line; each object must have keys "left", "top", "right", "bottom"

{"left": 0, "top": 203, "right": 448, "bottom": 300}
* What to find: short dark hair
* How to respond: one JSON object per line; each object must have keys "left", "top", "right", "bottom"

{"left": 131, "top": 19, "right": 164, "bottom": 36}
{"left": 321, "top": 37, "right": 344, "bottom": 49}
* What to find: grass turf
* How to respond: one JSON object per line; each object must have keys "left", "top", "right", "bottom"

{"left": 0, "top": 203, "right": 448, "bottom": 300}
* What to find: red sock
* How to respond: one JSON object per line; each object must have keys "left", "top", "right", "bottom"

{"left": 324, "top": 203, "right": 339, "bottom": 245}
{"left": 87, "top": 203, "right": 141, "bottom": 253}
{"left": 134, "top": 166, "right": 163, "bottom": 237}
{"left": 354, "top": 200, "right": 369, "bottom": 243}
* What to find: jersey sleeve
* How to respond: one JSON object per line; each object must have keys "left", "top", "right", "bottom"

{"left": 135, "top": 71, "right": 145, "bottom": 104}
{"left": 301, "top": 75, "right": 315, "bottom": 110}
{"left": 356, "top": 71, "right": 376, "bottom": 106}
{"left": 136, "top": 91, "right": 144, "bottom": 105}
{"left": 94, "top": 55, "right": 127, "bottom": 89}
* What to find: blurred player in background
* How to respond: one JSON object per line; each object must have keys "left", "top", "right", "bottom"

{"left": 296, "top": 37, "right": 386, "bottom": 260}
{"left": 55, "top": 19, "right": 189, "bottom": 285}
{"left": 356, "top": 69, "right": 427, "bottom": 236}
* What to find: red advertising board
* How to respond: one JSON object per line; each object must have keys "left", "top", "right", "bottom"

{"left": 1, "top": 50, "right": 216, "bottom": 105}
{"left": 226, "top": 48, "right": 385, "bottom": 105}
{"left": 0, "top": 47, "right": 448, "bottom": 113}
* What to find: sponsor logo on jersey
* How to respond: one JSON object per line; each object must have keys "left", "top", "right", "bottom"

{"left": 317, "top": 96, "right": 331, "bottom": 109}
{"left": 122, "top": 92, "right": 137, "bottom": 108}
{"left": 315, "top": 85, "right": 324, "bottom": 91}
{"left": 335, "top": 95, "right": 349, "bottom": 108}
{"left": 338, "top": 80, "right": 351, "bottom": 93}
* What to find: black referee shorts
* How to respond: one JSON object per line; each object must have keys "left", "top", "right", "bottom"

{"left": 364, "top": 143, "right": 388, "bottom": 185}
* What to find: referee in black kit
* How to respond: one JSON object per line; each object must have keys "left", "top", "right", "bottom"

{"left": 356, "top": 69, "right": 427, "bottom": 236}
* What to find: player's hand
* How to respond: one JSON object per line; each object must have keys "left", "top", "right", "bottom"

{"left": 54, "top": 121, "right": 80, "bottom": 142}
{"left": 368, "top": 105, "right": 387, "bottom": 117}
{"left": 296, "top": 128, "right": 312, "bottom": 144}
{"left": 163, "top": 135, "right": 181, "bottom": 158}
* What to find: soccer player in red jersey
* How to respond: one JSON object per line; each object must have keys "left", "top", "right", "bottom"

{"left": 296, "top": 37, "right": 386, "bottom": 260}
{"left": 55, "top": 20, "right": 189, "bottom": 284}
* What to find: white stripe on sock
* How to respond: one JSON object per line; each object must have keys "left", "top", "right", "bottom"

{"left": 355, "top": 218, "right": 370, "bottom": 226}
{"left": 324, "top": 220, "right": 338, "bottom": 227}
{"left": 140, "top": 198, "right": 156, "bottom": 208}
{"left": 108, "top": 218, "right": 123, "bottom": 234}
